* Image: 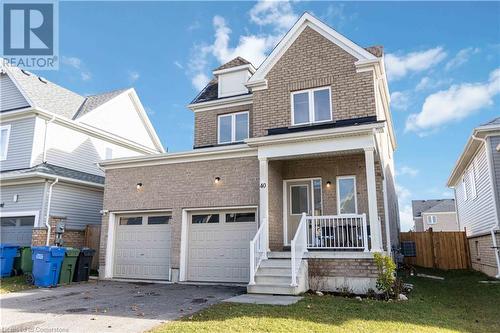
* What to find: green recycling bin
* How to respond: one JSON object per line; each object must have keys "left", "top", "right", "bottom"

{"left": 14, "top": 247, "right": 33, "bottom": 275}
{"left": 58, "top": 248, "right": 80, "bottom": 284}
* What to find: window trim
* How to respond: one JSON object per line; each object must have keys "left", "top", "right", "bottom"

{"left": 290, "top": 86, "right": 332, "bottom": 126}
{"left": 336, "top": 175, "right": 358, "bottom": 215}
{"left": 426, "top": 215, "right": 437, "bottom": 225}
{"left": 289, "top": 184, "right": 310, "bottom": 216}
{"left": 0, "top": 124, "right": 12, "bottom": 161}
{"left": 217, "top": 111, "right": 249, "bottom": 144}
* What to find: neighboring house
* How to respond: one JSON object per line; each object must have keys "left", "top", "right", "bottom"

{"left": 0, "top": 62, "right": 164, "bottom": 248}
{"left": 98, "top": 13, "right": 400, "bottom": 295}
{"left": 411, "top": 199, "right": 459, "bottom": 232}
{"left": 447, "top": 117, "right": 500, "bottom": 278}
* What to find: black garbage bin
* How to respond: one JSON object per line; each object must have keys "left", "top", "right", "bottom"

{"left": 73, "top": 248, "right": 96, "bottom": 282}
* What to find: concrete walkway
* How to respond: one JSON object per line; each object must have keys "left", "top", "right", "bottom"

{"left": 0, "top": 280, "right": 244, "bottom": 333}
{"left": 223, "top": 294, "right": 303, "bottom": 305}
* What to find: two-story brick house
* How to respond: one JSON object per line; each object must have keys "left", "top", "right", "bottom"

{"left": 98, "top": 13, "right": 400, "bottom": 294}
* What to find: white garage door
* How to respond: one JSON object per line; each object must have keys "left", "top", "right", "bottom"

{"left": 188, "top": 210, "right": 257, "bottom": 283}
{"left": 1, "top": 216, "right": 35, "bottom": 246}
{"left": 114, "top": 214, "right": 171, "bottom": 280}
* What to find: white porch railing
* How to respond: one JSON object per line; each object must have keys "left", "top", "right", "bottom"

{"left": 249, "top": 217, "right": 268, "bottom": 285}
{"left": 291, "top": 213, "right": 308, "bottom": 287}
{"left": 306, "top": 214, "right": 368, "bottom": 251}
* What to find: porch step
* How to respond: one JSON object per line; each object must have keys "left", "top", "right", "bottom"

{"left": 257, "top": 266, "right": 293, "bottom": 276}
{"left": 259, "top": 258, "right": 291, "bottom": 268}
{"left": 255, "top": 274, "right": 292, "bottom": 285}
{"left": 247, "top": 283, "right": 300, "bottom": 295}
{"left": 267, "top": 251, "right": 292, "bottom": 259}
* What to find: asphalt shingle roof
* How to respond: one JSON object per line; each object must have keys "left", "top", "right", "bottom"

{"left": 412, "top": 199, "right": 455, "bottom": 217}
{"left": 1, "top": 163, "right": 104, "bottom": 184}
{"left": 482, "top": 117, "right": 500, "bottom": 126}
{"left": 73, "top": 88, "right": 128, "bottom": 119}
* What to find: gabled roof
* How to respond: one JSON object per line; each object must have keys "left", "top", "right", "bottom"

{"left": 248, "top": 12, "right": 378, "bottom": 84}
{"left": 412, "top": 199, "right": 455, "bottom": 218}
{"left": 0, "top": 163, "right": 104, "bottom": 185}
{"left": 73, "top": 88, "right": 128, "bottom": 119}
{"left": 214, "top": 57, "right": 252, "bottom": 71}
{"left": 482, "top": 116, "right": 500, "bottom": 126}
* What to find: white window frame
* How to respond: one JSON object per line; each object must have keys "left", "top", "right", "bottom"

{"left": 469, "top": 162, "right": 477, "bottom": 199}
{"left": 336, "top": 175, "right": 358, "bottom": 215}
{"left": 462, "top": 176, "right": 468, "bottom": 201}
{"left": 217, "top": 111, "right": 249, "bottom": 144}
{"left": 0, "top": 125, "right": 12, "bottom": 161}
{"left": 289, "top": 184, "right": 311, "bottom": 216}
{"left": 427, "top": 215, "right": 437, "bottom": 225}
{"left": 291, "top": 86, "right": 332, "bottom": 126}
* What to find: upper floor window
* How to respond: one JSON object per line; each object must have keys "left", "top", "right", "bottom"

{"left": 218, "top": 111, "right": 249, "bottom": 144}
{"left": 291, "top": 87, "right": 332, "bottom": 126}
{"left": 0, "top": 125, "right": 11, "bottom": 161}
{"left": 427, "top": 215, "right": 437, "bottom": 225}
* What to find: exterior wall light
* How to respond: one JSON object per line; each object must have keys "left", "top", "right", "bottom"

{"left": 326, "top": 181, "right": 332, "bottom": 188}
{"left": 136, "top": 182, "right": 143, "bottom": 191}
{"left": 214, "top": 177, "right": 221, "bottom": 184}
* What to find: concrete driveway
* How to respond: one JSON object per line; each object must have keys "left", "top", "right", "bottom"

{"left": 0, "top": 280, "right": 245, "bottom": 333}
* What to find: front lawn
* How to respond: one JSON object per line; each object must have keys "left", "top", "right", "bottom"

{"left": 0, "top": 276, "right": 35, "bottom": 294}
{"left": 150, "top": 269, "right": 500, "bottom": 333}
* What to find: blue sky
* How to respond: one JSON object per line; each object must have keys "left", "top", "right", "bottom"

{"left": 35, "top": 1, "right": 499, "bottom": 231}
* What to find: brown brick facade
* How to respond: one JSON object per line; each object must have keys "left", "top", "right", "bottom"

{"left": 308, "top": 258, "right": 378, "bottom": 279}
{"left": 194, "top": 104, "right": 253, "bottom": 148}
{"left": 31, "top": 216, "right": 86, "bottom": 248}
{"left": 268, "top": 153, "right": 387, "bottom": 250}
{"left": 468, "top": 232, "right": 500, "bottom": 277}
{"left": 252, "top": 26, "right": 376, "bottom": 138}
{"left": 100, "top": 156, "right": 260, "bottom": 270}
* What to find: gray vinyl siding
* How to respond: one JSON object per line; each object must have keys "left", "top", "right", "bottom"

{"left": 455, "top": 145, "right": 498, "bottom": 236}
{"left": 1, "top": 117, "right": 36, "bottom": 171}
{"left": 0, "top": 183, "right": 44, "bottom": 215}
{"left": 0, "top": 74, "right": 30, "bottom": 111}
{"left": 49, "top": 183, "right": 103, "bottom": 230}
{"left": 489, "top": 135, "right": 500, "bottom": 223}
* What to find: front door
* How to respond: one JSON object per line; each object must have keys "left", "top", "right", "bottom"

{"left": 285, "top": 179, "right": 323, "bottom": 245}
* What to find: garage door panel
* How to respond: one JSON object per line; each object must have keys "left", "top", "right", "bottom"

{"left": 114, "top": 222, "right": 171, "bottom": 280}
{"left": 188, "top": 211, "right": 256, "bottom": 283}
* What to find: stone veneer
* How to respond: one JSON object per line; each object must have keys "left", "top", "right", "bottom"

{"left": 468, "top": 232, "right": 500, "bottom": 278}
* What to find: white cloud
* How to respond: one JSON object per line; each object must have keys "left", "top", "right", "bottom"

{"left": 396, "top": 183, "right": 411, "bottom": 202}
{"left": 321, "top": 3, "right": 357, "bottom": 29}
{"left": 390, "top": 91, "right": 410, "bottom": 111}
{"left": 61, "top": 56, "right": 91, "bottom": 81}
{"left": 187, "top": 0, "right": 298, "bottom": 90}
{"left": 249, "top": 0, "right": 298, "bottom": 32}
{"left": 395, "top": 183, "right": 415, "bottom": 232}
{"left": 397, "top": 166, "right": 419, "bottom": 177}
{"left": 385, "top": 47, "right": 447, "bottom": 81}
{"left": 187, "top": 20, "right": 201, "bottom": 31}
{"left": 406, "top": 67, "right": 500, "bottom": 133}
{"left": 445, "top": 47, "right": 480, "bottom": 71}
{"left": 415, "top": 76, "right": 452, "bottom": 91}
{"left": 192, "top": 73, "right": 210, "bottom": 91}
{"left": 174, "top": 61, "right": 184, "bottom": 69}
{"left": 128, "top": 71, "right": 140, "bottom": 83}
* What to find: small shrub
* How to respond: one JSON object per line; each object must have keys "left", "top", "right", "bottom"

{"left": 366, "top": 288, "right": 377, "bottom": 299}
{"left": 373, "top": 252, "right": 396, "bottom": 300}
{"left": 337, "top": 283, "right": 353, "bottom": 297}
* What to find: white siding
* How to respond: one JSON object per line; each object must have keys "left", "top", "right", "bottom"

{"left": 218, "top": 70, "right": 250, "bottom": 98}
{"left": 0, "top": 183, "right": 44, "bottom": 215}
{"left": 0, "top": 117, "right": 36, "bottom": 171}
{"left": 49, "top": 183, "right": 103, "bottom": 229}
{"left": 76, "top": 92, "right": 157, "bottom": 150}
{"left": 455, "top": 145, "right": 498, "bottom": 236}
{"left": 0, "top": 74, "right": 29, "bottom": 111}
{"left": 32, "top": 120, "right": 143, "bottom": 175}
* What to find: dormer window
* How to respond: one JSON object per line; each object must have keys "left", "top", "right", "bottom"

{"left": 0, "top": 125, "right": 11, "bottom": 161}
{"left": 291, "top": 87, "right": 332, "bottom": 126}
{"left": 218, "top": 112, "right": 249, "bottom": 144}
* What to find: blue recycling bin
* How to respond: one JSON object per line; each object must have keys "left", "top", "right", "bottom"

{"left": 0, "top": 244, "right": 19, "bottom": 277}
{"left": 32, "top": 246, "right": 66, "bottom": 287}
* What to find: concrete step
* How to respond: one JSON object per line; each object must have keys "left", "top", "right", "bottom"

{"left": 255, "top": 274, "right": 292, "bottom": 285}
{"left": 267, "top": 251, "right": 292, "bottom": 259}
{"left": 260, "top": 259, "right": 291, "bottom": 268}
{"left": 247, "top": 283, "right": 299, "bottom": 295}
{"left": 257, "top": 266, "right": 292, "bottom": 275}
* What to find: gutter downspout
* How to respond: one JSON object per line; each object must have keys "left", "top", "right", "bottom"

{"left": 471, "top": 134, "right": 500, "bottom": 278}
{"left": 44, "top": 178, "right": 59, "bottom": 246}
{"left": 42, "top": 115, "right": 56, "bottom": 163}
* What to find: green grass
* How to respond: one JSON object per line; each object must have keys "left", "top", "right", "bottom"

{"left": 150, "top": 269, "right": 500, "bottom": 333}
{"left": 0, "top": 275, "right": 35, "bottom": 294}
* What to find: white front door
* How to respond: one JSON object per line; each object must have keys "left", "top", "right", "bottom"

{"left": 285, "top": 179, "right": 323, "bottom": 245}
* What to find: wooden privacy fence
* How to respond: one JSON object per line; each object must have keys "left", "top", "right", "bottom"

{"left": 400, "top": 231, "right": 471, "bottom": 270}
{"left": 84, "top": 225, "right": 101, "bottom": 271}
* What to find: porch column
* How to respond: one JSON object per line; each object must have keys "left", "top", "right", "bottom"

{"left": 259, "top": 157, "right": 270, "bottom": 252}
{"left": 364, "top": 147, "right": 383, "bottom": 252}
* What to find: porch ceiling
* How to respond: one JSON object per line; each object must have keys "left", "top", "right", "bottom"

{"left": 267, "top": 148, "right": 365, "bottom": 161}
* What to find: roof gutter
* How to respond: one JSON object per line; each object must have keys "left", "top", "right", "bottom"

{"left": 0, "top": 172, "right": 104, "bottom": 189}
